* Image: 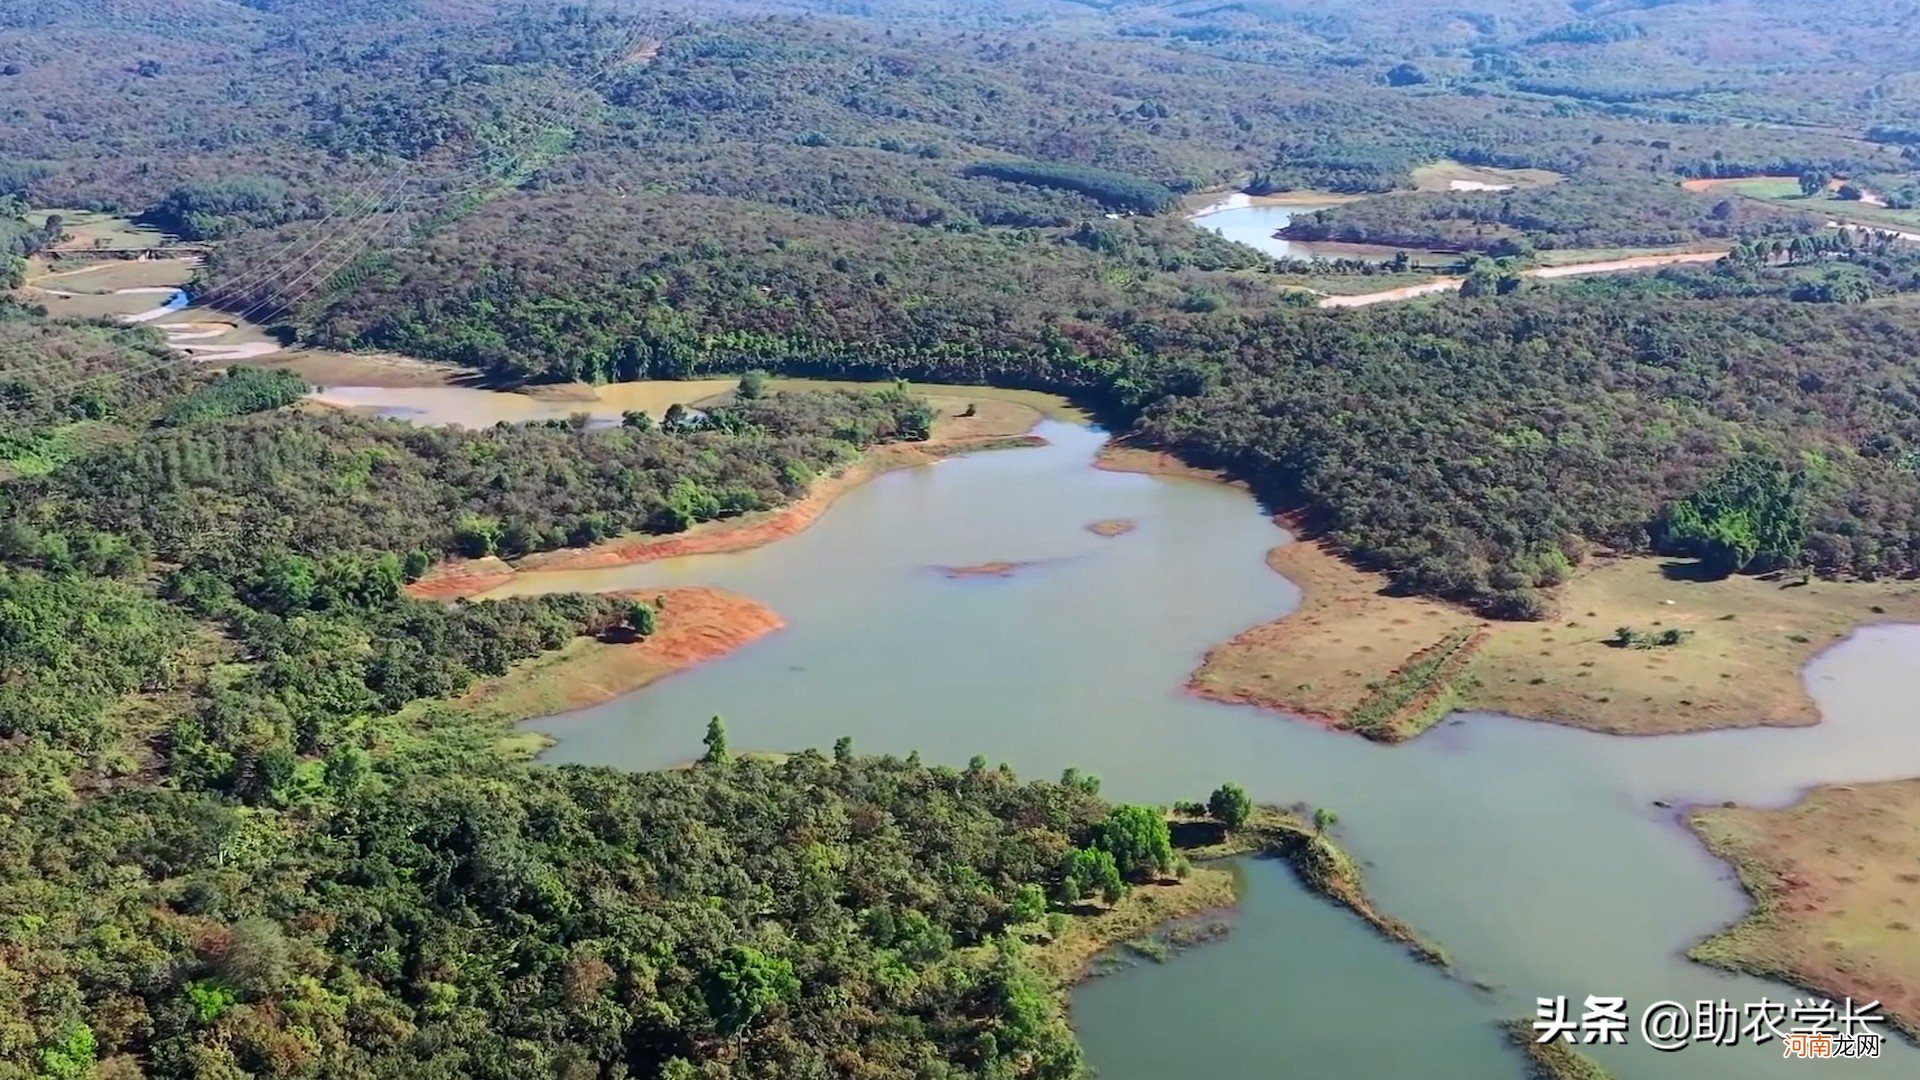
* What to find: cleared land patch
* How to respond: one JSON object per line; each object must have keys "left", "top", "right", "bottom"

{"left": 1409, "top": 160, "right": 1564, "bottom": 193}
{"left": 1681, "top": 176, "right": 1920, "bottom": 233}
{"left": 1165, "top": 513, "right": 1920, "bottom": 737}
{"left": 1689, "top": 780, "right": 1920, "bottom": 1040}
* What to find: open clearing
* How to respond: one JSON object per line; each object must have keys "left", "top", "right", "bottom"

{"left": 1085, "top": 480, "right": 1920, "bottom": 737}
{"left": 263, "top": 349, "right": 475, "bottom": 387}
{"left": 21, "top": 255, "right": 196, "bottom": 319}
{"left": 1409, "top": 160, "right": 1564, "bottom": 193}
{"left": 1690, "top": 780, "right": 1920, "bottom": 1040}
{"left": 1318, "top": 250, "right": 1725, "bottom": 308}
{"left": 25, "top": 208, "right": 174, "bottom": 251}
{"left": 1681, "top": 176, "right": 1920, "bottom": 233}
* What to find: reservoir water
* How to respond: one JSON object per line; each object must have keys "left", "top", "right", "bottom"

{"left": 1188, "top": 193, "right": 1345, "bottom": 260}
{"left": 479, "top": 419, "right": 1920, "bottom": 1079}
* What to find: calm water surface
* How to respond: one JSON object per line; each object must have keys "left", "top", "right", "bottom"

{"left": 488, "top": 421, "right": 1920, "bottom": 1080}
{"left": 1189, "top": 194, "right": 1344, "bottom": 260}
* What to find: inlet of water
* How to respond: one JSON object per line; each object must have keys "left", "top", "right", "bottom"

{"left": 494, "top": 421, "right": 1919, "bottom": 1079}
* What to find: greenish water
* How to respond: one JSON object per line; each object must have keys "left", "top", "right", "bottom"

{"left": 487, "top": 420, "right": 1920, "bottom": 1080}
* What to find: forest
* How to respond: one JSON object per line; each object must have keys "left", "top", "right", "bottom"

{"left": 9, "top": 0, "right": 1920, "bottom": 1074}
{"left": 1279, "top": 179, "right": 1817, "bottom": 253}
{"left": 0, "top": 303, "right": 1213, "bottom": 1078}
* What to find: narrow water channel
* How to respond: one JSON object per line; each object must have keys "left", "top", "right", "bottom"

{"left": 487, "top": 421, "right": 1919, "bottom": 1079}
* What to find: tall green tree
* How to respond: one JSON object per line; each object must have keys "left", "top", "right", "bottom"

{"left": 702, "top": 715, "right": 729, "bottom": 765}
{"left": 626, "top": 600, "right": 656, "bottom": 637}
{"left": 1091, "top": 805, "right": 1174, "bottom": 881}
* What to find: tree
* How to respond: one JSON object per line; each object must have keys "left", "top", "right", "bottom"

{"left": 218, "top": 917, "right": 291, "bottom": 999}
{"left": 833, "top": 735, "right": 853, "bottom": 763}
{"left": 454, "top": 515, "right": 502, "bottom": 558}
{"left": 703, "top": 946, "right": 799, "bottom": 1037}
{"left": 1798, "top": 170, "right": 1831, "bottom": 197}
{"left": 1384, "top": 62, "right": 1427, "bottom": 87}
{"left": 702, "top": 715, "right": 729, "bottom": 765}
{"left": 1656, "top": 457, "right": 1806, "bottom": 577}
{"left": 402, "top": 549, "right": 432, "bottom": 581}
{"left": 626, "top": 600, "right": 656, "bottom": 637}
{"left": 1059, "top": 767, "right": 1100, "bottom": 795}
{"left": 1836, "top": 183, "right": 1864, "bottom": 201}
{"left": 738, "top": 369, "right": 770, "bottom": 400}
{"left": 1091, "top": 804, "right": 1174, "bottom": 881}
{"left": 1058, "top": 846, "right": 1124, "bottom": 904}
{"left": 1208, "top": 782, "right": 1252, "bottom": 830}
{"left": 1314, "top": 807, "right": 1339, "bottom": 834}
{"left": 36, "top": 1025, "right": 95, "bottom": 1080}
{"left": 250, "top": 551, "right": 317, "bottom": 614}
{"left": 1009, "top": 882, "right": 1047, "bottom": 923}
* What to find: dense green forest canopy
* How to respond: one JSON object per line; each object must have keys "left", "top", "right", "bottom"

{"left": 9, "top": 0, "right": 1920, "bottom": 1075}
{"left": 9, "top": 0, "right": 1920, "bottom": 614}
{"left": 0, "top": 304, "right": 1195, "bottom": 1077}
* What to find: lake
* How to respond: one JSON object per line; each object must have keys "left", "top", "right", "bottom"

{"left": 483, "top": 419, "right": 1920, "bottom": 1079}
{"left": 1188, "top": 193, "right": 1425, "bottom": 264}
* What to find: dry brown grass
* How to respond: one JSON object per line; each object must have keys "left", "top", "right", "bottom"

{"left": 264, "top": 349, "right": 473, "bottom": 388}
{"left": 1689, "top": 780, "right": 1920, "bottom": 1040}
{"left": 1094, "top": 440, "right": 1242, "bottom": 487}
{"left": 1191, "top": 537, "right": 1477, "bottom": 728}
{"left": 1409, "top": 160, "right": 1565, "bottom": 192}
{"left": 26, "top": 256, "right": 194, "bottom": 292}
{"left": 935, "top": 561, "right": 1038, "bottom": 579}
{"left": 522, "top": 378, "right": 741, "bottom": 410}
{"left": 1181, "top": 519, "right": 1920, "bottom": 736}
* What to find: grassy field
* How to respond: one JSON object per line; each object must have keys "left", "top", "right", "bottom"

{"left": 765, "top": 377, "right": 1087, "bottom": 423}
{"left": 1409, "top": 160, "right": 1564, "bottom": 193}
{"left": 1185, "top": 528, "right": 1920, "bottom": 738}
{"left": 1701, "top": 177, "right": 1920, "bottom": 232}
{"left": 1689, "top": 780, "right": 1920, "bottom": 1040}
{"left": 1532, "top": 244, "right": 1727, "bottom": 267}
{"left": 25, "top": 208, "right": 174, "bottom": 251}
{"left": 0, "top": 419, "right": 133, "bottom": 481}
{"left": 263, "top": 348, "right": 473, "bottom": 387}
{"left": 20, "top": 255, "right": 195, "bottom": 320}
{"left": 1270, "top": 269, "right": 1445, "bottom": 297}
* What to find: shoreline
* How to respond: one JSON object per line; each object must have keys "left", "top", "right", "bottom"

{"left": 1100, "top": 441, "right": 1920, "bottom": 739}
{"left": 1032, "top": 805, "right": 1448, "bottom": 990}
{"left": 409, "top": 386, "right": 1057, "bottom": 600}
{"left": 410, "top": 433, "right": 1046, "bottom": 601}
{"left": 1686, "top": 781, "right": 1920, "bottom": 1042}
{"left": 1103, "top": 435, "right": 1920, "bottom": 1047}
{"left": 462, "top": 585, "right": 785, "bottom": 729}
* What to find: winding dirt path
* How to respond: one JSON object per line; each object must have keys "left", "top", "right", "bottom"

{"left": 1318, "top": 250, "right": 1725, "bottom": 309}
